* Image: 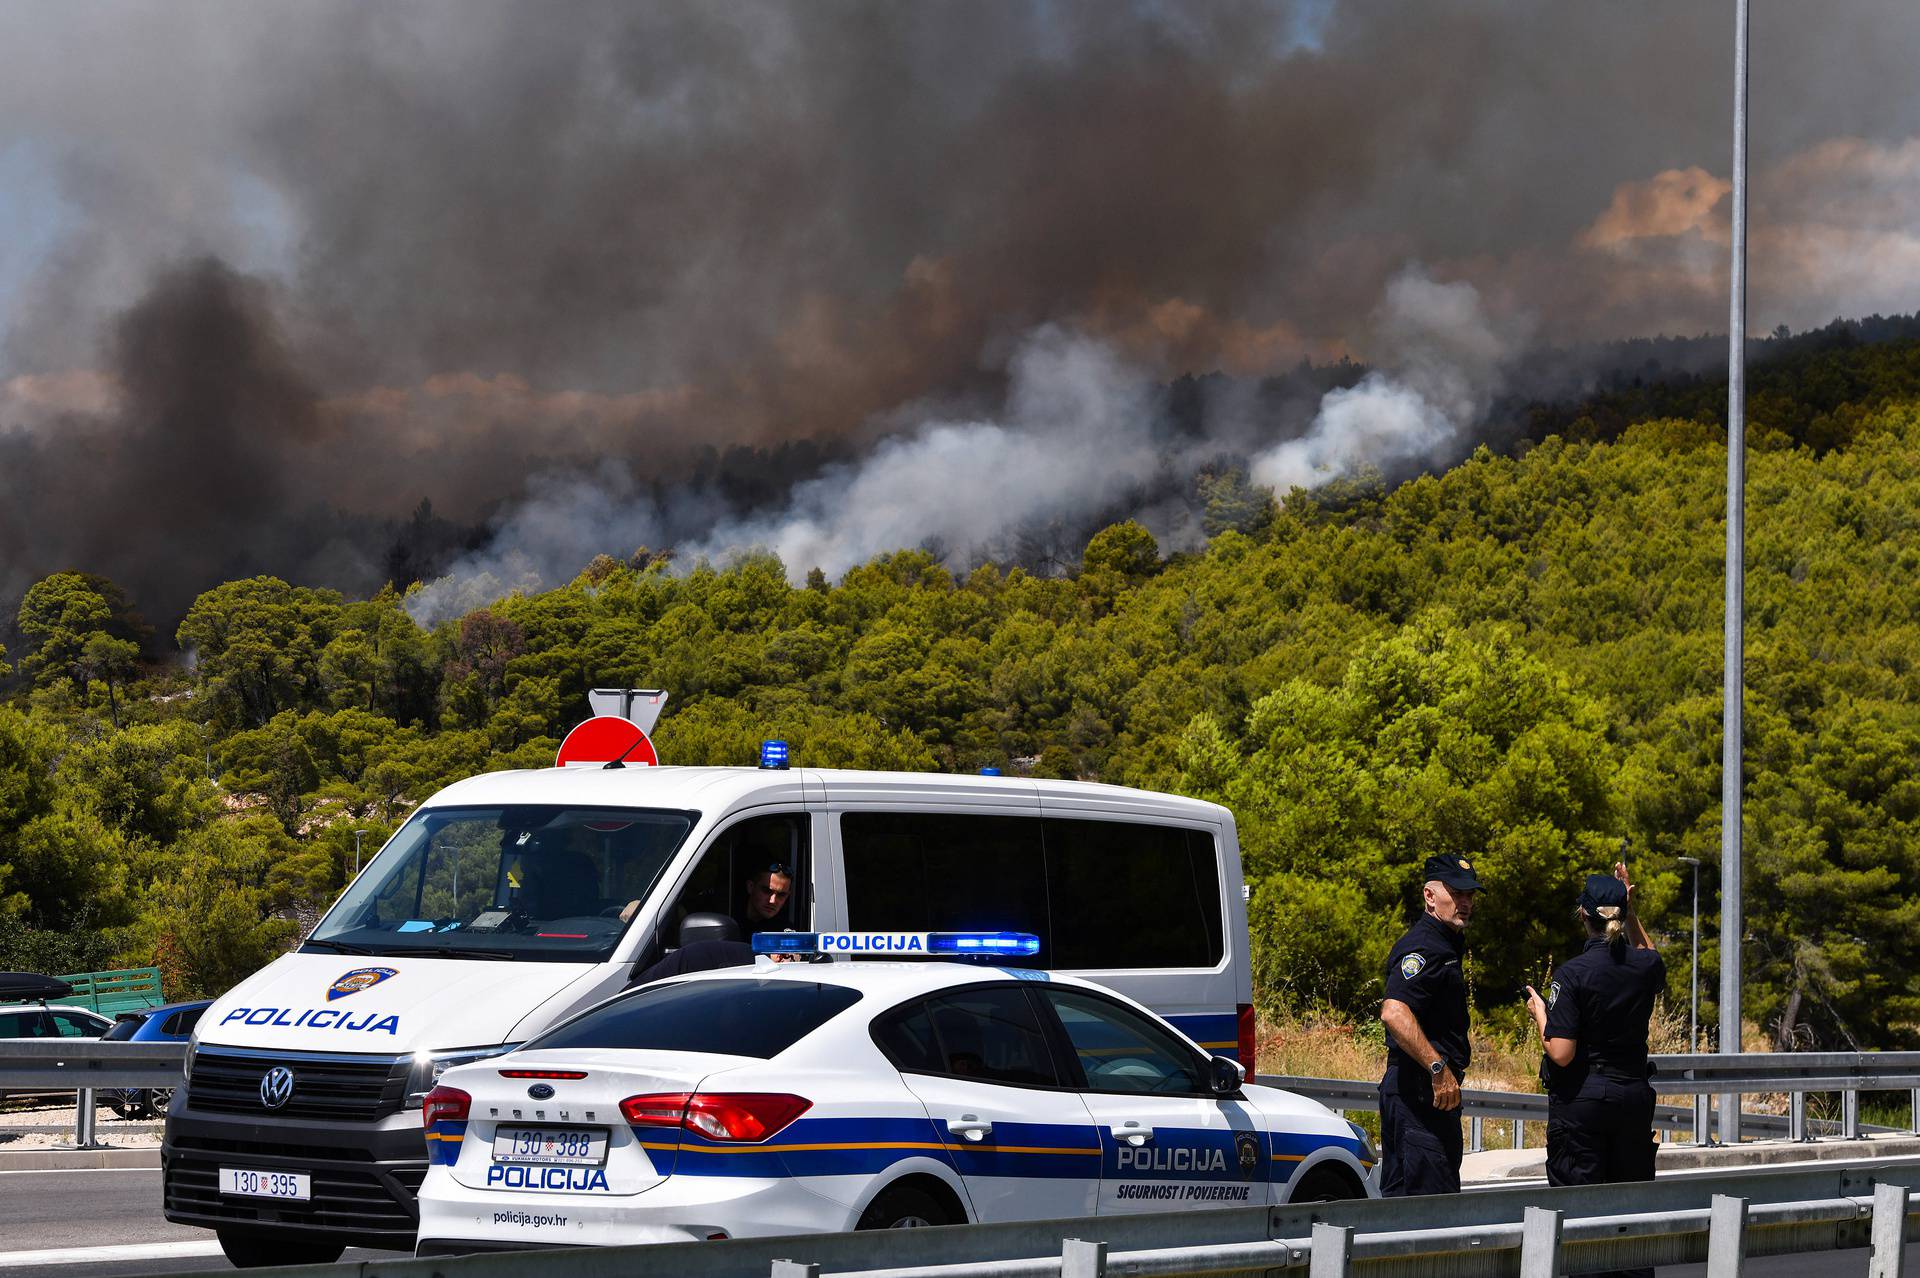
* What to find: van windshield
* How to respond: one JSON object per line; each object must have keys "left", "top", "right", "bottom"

{"left": 307, "top": 806, "right": 697, "bottom": 963}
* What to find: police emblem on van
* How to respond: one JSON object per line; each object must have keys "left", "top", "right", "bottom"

{"left": 327, "top": 967, "right": 399, "bottom": 1001}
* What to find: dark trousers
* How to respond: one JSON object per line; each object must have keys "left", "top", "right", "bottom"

{"left": 1378, "top": 1075, "right": 1463, "bottom": 1196}
{"left": 1547, "top": 1081, "right": 1657, "bottom": 1278}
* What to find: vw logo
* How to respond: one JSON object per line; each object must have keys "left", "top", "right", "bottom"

{"left": 259, "top": 1066, "right": 296, "bottom": 1110}
{"left": 527, "top": 1083, "right": 555, "bottom": 1101}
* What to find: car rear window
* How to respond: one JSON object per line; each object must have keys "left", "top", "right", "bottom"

{"left": 528, "top": 979, "right": 862, "bottom": 1059}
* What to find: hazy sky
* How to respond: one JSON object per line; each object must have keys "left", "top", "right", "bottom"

{"left": 3, "top": 1, "right": 1918, "bottom": 619}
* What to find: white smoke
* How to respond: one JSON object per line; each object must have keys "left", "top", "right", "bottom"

{"left": 405, "top": 461, "right": 669, "bottom": 627}
{"left": 687, "top": 327, "right": 1162, "bottom": 577}
{"left": 1251, "top": 266, "right": 1520, "bottom": 493}
{"left": 406, "top": 326, "right": 1169, "bottom": 624}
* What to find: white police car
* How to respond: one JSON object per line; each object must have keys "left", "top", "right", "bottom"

{"left": 414, "top": 933, "right": 1374, "bottom": 1255}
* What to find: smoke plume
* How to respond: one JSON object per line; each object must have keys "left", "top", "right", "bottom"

{"left": 5, "top": 2, "right": 1920, "bottom": 628}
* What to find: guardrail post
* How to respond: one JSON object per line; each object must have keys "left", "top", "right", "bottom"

{"left": 1911, "top": 1088, "right": 1919, "bottom": 1136}
{"left": 62, "top": 1087, "right": 104, "bottom": 1151}
{"left": 1469, "top": 1116, "right": 1483, "bottom": 1153}
{"left": 1869, "top": 1183, "right": 1910, "bottom": 1278}
{"left": 1844, "top": 1089, "right": 1862, "bottom": 1141}
{"left": 1694, "top": 1094, "right": 1714, "bottom": 1145}
{"left": 1790, "top": 1092, "right": 1808, "bottom": 1143}
{"left": 1519, "top": 1205, "right": 1562, "bottom": 1278}
{"left": 1706, "top": 1195, "right": 1748, "bottom": 1278}
{"left": 769, "top": 1262, "right": 818, "bottom": 1278}
{"left": 1062, "top": 1239, "right": 1107, "bottom": 1278}
{"left": 1309, "top": 1223, "right": 1353, "bottom": 1278}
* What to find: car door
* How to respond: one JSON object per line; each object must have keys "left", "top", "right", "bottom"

{"left": 879, "top": 984, "right": 1102, "bottom": 1222}
{"left": 1034, "top": 985, "right": 1268, "bottom": 1214}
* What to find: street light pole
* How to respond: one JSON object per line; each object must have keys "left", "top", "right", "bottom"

{"left": 353, "top": 829, "right": 367, "bottom": 878}
{"left": 1719, "top": 0, "right": 1750, "bottom": 1144}
{"left": 1679, "top": 857, "right": 1702, "bottom": 1052}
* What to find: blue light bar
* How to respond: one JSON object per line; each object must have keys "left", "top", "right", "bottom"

{"left": 759, "top": 739, "right": 790, "bottom": 770}
{"left": 928, "top": 931, "right": 1040, "bottom": 956}
{"left": 750, "top": 930, "right": 1041, "bottom": 958}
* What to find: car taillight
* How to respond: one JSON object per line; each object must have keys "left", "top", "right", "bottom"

{"left": 620, "top": 1093, "right": 692, "bottom": 1128}
{"left": 619, "top": 1092, "right": 811, "bottom": 1142}
{"left": 422, "top": 1085, "right": 470, "bottom": 1127}
{"left": 1237, "top": 1003, "right": 1257, "bottom": 1084}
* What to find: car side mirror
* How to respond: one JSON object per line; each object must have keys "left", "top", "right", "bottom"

{"left": 1209, "top": 1054, "right": 1244, "bottom": 1095}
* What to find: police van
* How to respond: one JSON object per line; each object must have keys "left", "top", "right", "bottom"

{"left": 163, "top": 742, "right": 1253, "bottom": 1266}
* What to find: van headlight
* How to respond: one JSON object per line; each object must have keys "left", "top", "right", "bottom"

{"left": 405, "top": 1044, "right": 517, "bottom": 1104}
{"left": 183, "top": 1031, "right": 198, "bottom": 1082}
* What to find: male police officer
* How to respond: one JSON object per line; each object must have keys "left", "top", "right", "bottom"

{"left": 1378, "top": 854, "right": 1481, "bottom": 1196}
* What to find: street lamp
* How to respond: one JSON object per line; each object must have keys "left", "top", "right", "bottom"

{"left": 353, "top": 829, "right": 368, "bottom": 878}
{"left": 1677, "top": 857, "right": 1702, "bottom": 1052}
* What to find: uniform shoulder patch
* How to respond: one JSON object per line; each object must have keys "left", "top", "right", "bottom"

{"left": 1399, "top": 952, "right": 1426, "bottom": 979}
{"left": 1546, "top": 981, "right": 1560, "bottom": 1008}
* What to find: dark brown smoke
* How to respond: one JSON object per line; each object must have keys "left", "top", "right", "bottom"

{"left": 4, "top": 1, "right": 1920, "bottom": 625}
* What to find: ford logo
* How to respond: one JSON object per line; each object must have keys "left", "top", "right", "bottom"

{"left": 259, "top": 1066, "right": 295, "bottom": 1110}
{"left": 527, "top": 1083, "right": 555, "bottom": 1101}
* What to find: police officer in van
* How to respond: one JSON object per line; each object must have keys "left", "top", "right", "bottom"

{"left": 1378, "top": 854, "right": 1481, "bottom": 1196}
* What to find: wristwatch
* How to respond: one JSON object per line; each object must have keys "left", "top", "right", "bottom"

{"left": 1428, "top": 1059, "right": 1446, "bottom": 1079}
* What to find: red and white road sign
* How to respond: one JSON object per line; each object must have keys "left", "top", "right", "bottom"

{"left": 555, "top": 715, "right": 659, "bottom": 768}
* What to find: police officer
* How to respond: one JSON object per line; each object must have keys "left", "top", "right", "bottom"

{"left": 1378, "top": 854, "right": 1481, "bottom": 1196}
{"left": 1524, "top": 864, "right": 1664, "bottom": 1278}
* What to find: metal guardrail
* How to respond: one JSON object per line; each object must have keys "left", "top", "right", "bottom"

{"left": 208, "top": 1156, "right": 1920, "bottom": 1278}
{"left": 0, "top": 1039, "right": 185, "bottom": 1148}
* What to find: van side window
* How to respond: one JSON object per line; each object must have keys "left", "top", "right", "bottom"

{"left": 841, "top": 813, "right": 1048, "bottom": 953}
{"left": 661, "top": 812, "right": 810, "bottom": 948}
{"left": 1044, "top": 820, "right": 1223, "bottom": 969}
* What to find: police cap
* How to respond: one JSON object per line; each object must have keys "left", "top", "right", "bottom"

{"left": 1578, "top": 874, "right": 1628, "bottom": 913}
{"left": 1422, "top": 854, "right": 1483, "bottom": 891}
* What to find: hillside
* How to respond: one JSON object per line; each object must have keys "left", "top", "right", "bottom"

{"left": 5, "top": 357, "right": 1920, "bottom": 1052}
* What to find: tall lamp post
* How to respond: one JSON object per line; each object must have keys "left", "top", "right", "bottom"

{"left": 353, "top": 829, "right": 367, "bottom": 878}
{"left": 1719, "top": 0, "right": 1751, "bottom": 1143}
{"left": 1677, "top": 857, "right": 1702, "bottom": 1052}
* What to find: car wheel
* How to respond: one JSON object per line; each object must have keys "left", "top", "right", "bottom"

{"left": 1288, "top": 1163, "right": 1366, "bottom": 1203}
{"left": 144, "top": 1087, "right": 174, "bottom": 1118}
{"left": 857, "top": 1184, "right": 954, "bottom": 1230}
{"left": 217, "top": 1229, "right": 345, "bottom": 1268}
{"left": 105, "top": 1091, "right": 141, "bottom": 1121}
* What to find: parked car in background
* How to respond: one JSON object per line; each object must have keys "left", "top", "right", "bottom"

{"left": 104, "top": 1001, "right": 212, "bottom": 1119}
{"left": 0, "top": 974, "right": 115, "bottom": 1104}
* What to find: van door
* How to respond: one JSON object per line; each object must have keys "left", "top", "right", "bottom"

{"left": 876, "top": 985, "right": 1101, "bottom": 1222}
{"left": 1032, "top": 984, "right": 1268, "bottom": 1214}
{"left": 833, "top": 808, "right": 1049, "bottom": 947}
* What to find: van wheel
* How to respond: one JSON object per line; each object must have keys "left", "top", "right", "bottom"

{"left": 858, "top": 1184, "right": 954, "bottom": 1229}
{"left": 217, "top": 1230, "right": 345, "bottom": 1268}
{"left": 1288, "top": 1164, "right": 1366, "bottom": 1203}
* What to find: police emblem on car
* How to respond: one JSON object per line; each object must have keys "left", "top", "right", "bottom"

{"left": 327, "top": 966, "right": 399, "bottom": 1001}
{"left": 259, "top": 1066, "right": 295, "bottom": 1110}
{"left": 1235, "top": 1132, "right": 1260, "bottom": 1181}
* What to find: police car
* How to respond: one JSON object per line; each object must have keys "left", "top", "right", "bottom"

{"left": 414, "top": 933, "right": 1374, "bottom": 1255}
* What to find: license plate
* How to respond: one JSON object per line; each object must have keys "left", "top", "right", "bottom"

{"left": 492, "top": 1126, "right": 609, "bottom": 1166}
{"left": 220, "top": 1168, "right": 311, "bottom": 1201}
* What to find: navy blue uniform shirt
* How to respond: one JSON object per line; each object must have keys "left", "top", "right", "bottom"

{"left": 1542, "top": 936, "right": 1666, "bottom": 1099}
{"left": 1383, "top": 913, "right": 1471, "bottom": 1081}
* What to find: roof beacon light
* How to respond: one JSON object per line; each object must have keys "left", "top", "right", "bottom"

{"left": 751, "top": 931, "right": 1040, "bottom": 958}
{"left": 760, "top": 739, "right": 790, "bottom": 770}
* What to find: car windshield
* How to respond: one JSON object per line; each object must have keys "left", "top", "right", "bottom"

{"left": 527, "top": 979, "right": 863, "bottom": 1059}
{"left": 307, "top": 805, "right": 697, "bottom": 963}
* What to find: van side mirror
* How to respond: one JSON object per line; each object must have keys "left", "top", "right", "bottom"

{"left": 678, "top": 912, "right": 741, "bottom": 947}
{"left": 1209, "top": 1054, "right": 1244, "bottom": 1095}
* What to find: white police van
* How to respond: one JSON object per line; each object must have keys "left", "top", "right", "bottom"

{"left": 163, "top": 750, "right": 1253, "bottom": 1266}
{"left": 415, "top": 936, "right": 1372, "bottom": 1255}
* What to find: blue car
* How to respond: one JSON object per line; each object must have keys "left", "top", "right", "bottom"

{"left": 104, "top": 1000, "right": 211, "bottom": 1119}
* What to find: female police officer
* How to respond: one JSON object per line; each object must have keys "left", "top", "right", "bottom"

{"left": 1525, "top": 864, "right": 1664, "bottom": 1277}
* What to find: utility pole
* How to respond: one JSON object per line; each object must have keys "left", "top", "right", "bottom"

{"left": 1679, "top": 857, "right": 1702, "bottom": 1052}
{"left": 1719, "top": 0, "right": 1750, "bottom": 1143}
